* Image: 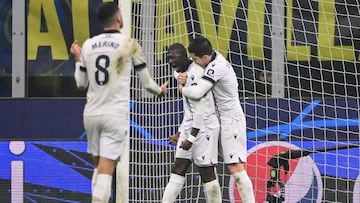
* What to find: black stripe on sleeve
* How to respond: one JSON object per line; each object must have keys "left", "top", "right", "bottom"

{"left": 134, "top": 63, "right": 146, "bottom": 71}
{"left": 202, "top": 75, "right": 215, "bottom": 84}
{"left": 80, "top": 66, "right": 87, "bottom": 72}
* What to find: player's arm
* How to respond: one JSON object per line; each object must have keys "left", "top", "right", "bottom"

{"left": 132, "top": 38, "right": 168, "bottom": 96}
{"left": 174, "top": 71, "right": 187, "bottom": 85}
{"left": 169, "top": 131, "right": 180, "bottom": 145}
{"left": 137, "top": 67, "right": 168, "bottom": 96}
{"left": 173, "top": 71, "right": 180, "bottom": 80}
{"left": 169, "top": 116, "right": 187, "bottom": 146}
{"left": 71, "top": 40, "right": 88, "bottom": 89}
{"left": 169, "top": 105, "right": 192, "bottom": 145}
{"left": 180, "top": 78, "right": 213, "bottom": 100}
{"left": 74, "top": 62, "right": 89, "bottom": 89}
{"left": 180, "top": 97, "right": 206, "bottom": 150}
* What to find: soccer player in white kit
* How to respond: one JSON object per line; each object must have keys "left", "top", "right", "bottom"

{"left": 178, "top": 37, "right": 255, "bottom": 203}
{"left": 162, "top": 43, "right": 221, "bottom": 203}
{"left": 70, "top": 3, "right": 169, "bottom": 203}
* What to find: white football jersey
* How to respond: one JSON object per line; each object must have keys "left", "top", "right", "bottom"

{"left": 77, "top": 30, "right": 146, "bottom": 116}
{"left": 178, "top": 62, "right": 218, "bottom": 135}
{"left": 201, "top": 51, "right": 245, "bottom": 120}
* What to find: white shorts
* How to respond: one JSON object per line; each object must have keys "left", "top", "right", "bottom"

{"left": 175, "top": 125, "right": 219, "bottom": 167}
{"left": 84, "top": 115, "right": 129, "bottom": 161}
{"left": 220, "top": 116, "right": 247, "bottom": 164}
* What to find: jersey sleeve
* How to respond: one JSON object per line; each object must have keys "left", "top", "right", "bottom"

{"left": 173, "top": 71, "right": 180, "bottom": 80}
{"left": 74, "top": 62, "right": 88, "bottom": 89}
{"left": 201, "top": 62, "right": 224, "bottom": 84}
{"left": 181, "top": 79, "right": 213, "bottom": 100}
{"left": 74, "top": 41, "right": 89, "bottom": 89}
{"left": 131, "top": 38, "right": 147, "bottom": 71}
{"left": 191, "top": 97, "right": 206, "bottom": 130}
{"left": 130, "top": 38, "right": 162, "bottom": 95}
{"left": 137, "top": 68, "right": 162, "bottom": 96}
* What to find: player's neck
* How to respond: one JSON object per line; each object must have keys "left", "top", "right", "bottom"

{"left": 104, "top": 25, "right": 121, "bottom": 32}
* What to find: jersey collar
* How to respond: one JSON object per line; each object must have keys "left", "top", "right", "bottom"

{"left": 185, "top": 59, "right": 193, "bottom": 70}
{"left": 176, "top": 59, "right": 192, "bottom": 73}
{"left": 205, "top": 51, "right": 217, "bottom": 67}
{"left": 103, "top": 30, "right": 121, "bottom": 34}
{"left": 210, "top": 51, "right": 217, "bottom": 62}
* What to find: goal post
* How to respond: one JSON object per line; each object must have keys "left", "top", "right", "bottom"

{"left": 125, "top": 0, "right": 360, "bottom": 202}
{"left": 116, "top": 0, "right": 131, "bottom": 203}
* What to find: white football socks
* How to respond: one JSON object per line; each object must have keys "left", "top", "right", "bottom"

{"left": 203, "top": 179, "right": 222, "bottom": 203}
{"left": 92, "top": 174, "right": 113, "bottom": 203}
{"left": 232, "top": 170, "right": 255, "bottom": 203}
{"left": 162, "top": 173, "right": 185, "bottom": 203}
{"left": 92, "top": 168, "right": 98, "bottom": 192}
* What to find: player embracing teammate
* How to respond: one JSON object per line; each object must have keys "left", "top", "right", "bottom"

{"left": 173, "top": 36, "right": 255, "bottom": 203}
{"left": 162, "top": 43, "right": 222, "bottom": 203}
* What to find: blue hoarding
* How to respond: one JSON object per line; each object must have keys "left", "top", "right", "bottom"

{"left": 0, "top": 99, "right": 359, "bottom": 202}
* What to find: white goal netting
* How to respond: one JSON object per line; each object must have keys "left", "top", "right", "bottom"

{"left": 128, "top": 0, "right": 360, "bottom": 202}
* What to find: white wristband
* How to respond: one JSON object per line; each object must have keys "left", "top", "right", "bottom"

{"left": 187, "top": 135, "right": 197, "bottom": 143}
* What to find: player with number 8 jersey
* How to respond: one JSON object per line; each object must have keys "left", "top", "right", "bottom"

{"left": 70, "top": 2, "right": 169, "bottom": 203}
{"left": 76, "top": 25, "right": 163, "bottom": 117}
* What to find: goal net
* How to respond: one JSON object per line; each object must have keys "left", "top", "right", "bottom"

{"left": 127, "top": 0, "right": 360, "bottom": 202}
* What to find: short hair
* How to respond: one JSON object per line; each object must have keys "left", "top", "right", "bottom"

{"left": 97, "top": 2, "right": 119, "bottom": 27}
{"left": 188, "top": 37, "right": 213, "bottom": 57}
{"left": 167, "top": 43, "right": 187, "bottom": 57}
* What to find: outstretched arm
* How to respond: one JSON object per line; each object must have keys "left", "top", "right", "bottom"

{"left": 132, "top": 38, "right": 168, "bottom": 96}
{"left": 137, "top": 68, "right": 169, "bottom": 96}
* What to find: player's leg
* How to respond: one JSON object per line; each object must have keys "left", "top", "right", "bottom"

{"left": 198, "top": 166, "right": 222, "bottom": 203}
{"left": 227, "top": 162, "right": 255, "bottom": 203}
{"left": 86, "top": 115, "right": 128, "bottom": 203}
{"left": 163, "top": 134, "right": 193, "bottom": 203}
{"left": 91, "top": 156, "right": 99, "bottom": 191}
{"left": 92, "top": 157, "right": 116, "bottom": 203}
{"left": 221, "top": 117, "right": 255, "bottom": 203}
{"left": 194, "top": 123, "right": 222, "bottom": 202}
{"left": 162, "top": 158, "right": 192, "bottom": 203}
{"left": 84, "top": 116, "right": 104, "bottom": 202}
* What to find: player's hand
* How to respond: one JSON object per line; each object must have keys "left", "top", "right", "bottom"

{"left": 178, "top": 83, "right": 183, "bottom": 93}
{"left": 177, "top": 72, "right": 187, "bottom": 85}
{"left": 159, "top": 80, "right": 170, "bottom": 97}
{"left": 169, "top": 132, "right": 180, "bottom": 145}
{"left": 70, "top": 40, "right": 82, "bottom": 62}
{"left": 180, "top": 139, "right": 192, "bottom": 150}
